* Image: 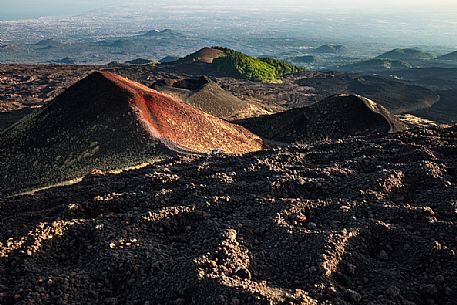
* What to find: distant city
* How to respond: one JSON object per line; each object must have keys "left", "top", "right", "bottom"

{"left": 1, "top": 2, "right": 457, "bottom": 67}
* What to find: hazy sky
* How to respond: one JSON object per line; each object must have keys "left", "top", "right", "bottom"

{"left": 0, "top": 0, "right": 111, "bottom": 20}
{"left": 1, "top": 0, "right": 457, "bottom": 20}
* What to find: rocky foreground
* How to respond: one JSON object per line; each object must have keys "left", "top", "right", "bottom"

{"left": 1, "top": 126, "right": 457, "bottom": 305}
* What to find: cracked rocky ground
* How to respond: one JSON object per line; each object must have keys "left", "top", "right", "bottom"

{"left": 1, "top": 125, "right": 456, "bottom": 305}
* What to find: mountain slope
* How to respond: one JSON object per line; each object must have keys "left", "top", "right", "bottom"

{"left": 0, "top": 72, "right": 263, "bottom": 194}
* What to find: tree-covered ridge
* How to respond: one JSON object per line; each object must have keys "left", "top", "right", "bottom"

{"left": 258, "top": 57, "right": 303, "bottom": 75}
{"left": 212, "top": 47, "right": 304, "bottom": 82}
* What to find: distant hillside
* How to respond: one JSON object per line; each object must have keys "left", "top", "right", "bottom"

{"left": 291, "top": 55, "right": 318, "bottom": 64}
{"left": 377, "top": 48, "right": 434, "bottom": 61}
{"left": 311, "top": 44, "right": 347, "bottom": 54}
{"left": 341, "top": 58, "right": 412, "bottom": 72}
{"left": 438, "top": 51, "right": 457, "bottom": 61}
{"left": 33, "top": 39, "right": 63, "bottom": 50}
{"left": 139, "top": 29, "right": 183, "bottom": 38}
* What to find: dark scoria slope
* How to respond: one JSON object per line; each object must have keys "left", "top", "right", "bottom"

{"left": 0, "top": 125, "right": 456, "bottom": 304}
{"left": 240, "top": 94, "right": 407, "bottom": 143}
{"left": 0, "top": 72, "right": 263, "bottom": 195}
{"left": 151, "top": 76, "right": 252, "bottom": 119}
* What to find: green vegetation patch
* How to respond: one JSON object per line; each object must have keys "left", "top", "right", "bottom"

{"left": 212, "top": 47, "right": 304, "bottom": 82}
